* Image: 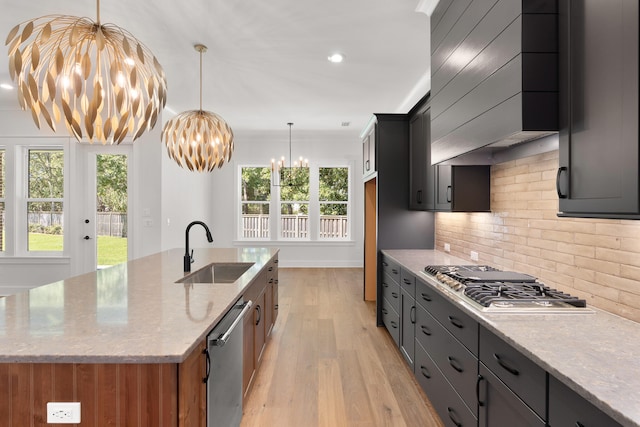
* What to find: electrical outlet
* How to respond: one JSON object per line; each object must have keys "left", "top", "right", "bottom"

{"left": 444, "top": 243, "right": 451, "bottom": 253}
{"left": 47, "top": 402, "right": 81, "bottom": 424}
{"left": 470, "top": 251, "right": 479, "bottom": 261}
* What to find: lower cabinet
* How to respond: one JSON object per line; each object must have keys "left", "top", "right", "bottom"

{"left": 548, "top": 375, "right": 623, "bottom": 427}
{"left": 478, "top": 363, "right": 545, "bottom": 427}
{"left": 242, "top": 255, "right": 279, "bottom": 399}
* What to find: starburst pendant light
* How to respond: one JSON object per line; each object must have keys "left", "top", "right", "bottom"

{"left": 6, "top": 0, "right": 167, "bottom": 145}
{"left": 162, "top": 44, "right": 233, "bottom": 172}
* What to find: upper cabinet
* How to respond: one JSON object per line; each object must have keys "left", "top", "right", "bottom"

{"left": 435, "top": 165, "right": 491, "bottom": 212}
{"left": 557, "top": 0, "right": 640, "bottom": 218}
{"left": 409, "top": 95, "right": 435, "bottom": 210}
{"left": 430, "top": 0, "right": 559, "bottom": 164}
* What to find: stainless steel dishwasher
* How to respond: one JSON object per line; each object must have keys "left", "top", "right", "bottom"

{"left": 206, "top": 298, "right": 253, "bottom": 427}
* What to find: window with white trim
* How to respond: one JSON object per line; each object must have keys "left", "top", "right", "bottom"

{"left": 238, "top": 163, "right": 351, "bottom": 241}
{"left": 27, "top": 149, "right": 64, "bottom": 252}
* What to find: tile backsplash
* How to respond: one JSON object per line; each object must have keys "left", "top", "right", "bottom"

{"left": 435, "top": 150, "right": 640, "bottom": 323}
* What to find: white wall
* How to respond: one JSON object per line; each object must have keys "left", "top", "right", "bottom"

{"left": 211, "top": 129, "right": 364, "bottom": 268}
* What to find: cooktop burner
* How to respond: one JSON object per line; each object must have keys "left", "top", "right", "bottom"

{"left": 423, "top": 264, "right": 591, "bottom": 313}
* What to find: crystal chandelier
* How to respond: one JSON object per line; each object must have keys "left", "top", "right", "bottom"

{"left": 162, "top": 44, "right": 233, "bottom": 172}
{"left": 271, "top": 122, "right": 308, "bottom": 187}
{"left": 5, "top": 0, "right": 167, "bottom": 144}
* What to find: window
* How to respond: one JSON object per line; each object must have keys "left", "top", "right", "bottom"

{"left": 319, "top": 167, "right": 349, "bottom": 239}
{"left": 238, "top": 163, "right": 351, "bottom": 241}
{"left": 279, "top": 167, "right": 309, "bottom": 239}
{"left": 27, "top": 149, "right": 64, "bottom": 252}
{"left": 0, "top": 149, "right": 4, "bottom": 252}
{"left": 241, "top": 167, "right": 271, "bottom": 239}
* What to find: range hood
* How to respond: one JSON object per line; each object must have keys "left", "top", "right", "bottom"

{"left": 430, "top": 0, "right": 558, "bottom": 165}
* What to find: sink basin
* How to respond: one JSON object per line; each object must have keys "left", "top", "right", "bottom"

{"left": 176, "top": 262, "right": 254, "bottom": 284}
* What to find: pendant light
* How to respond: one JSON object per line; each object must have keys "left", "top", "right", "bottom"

{"left": 271, "top": 122, "right": 308, "bottom": 187}
{"left": 162, "top": 44, "right": 233, "bottom": 172}
{"left": 5, "top": 0, "right": 167, "bottom": 144}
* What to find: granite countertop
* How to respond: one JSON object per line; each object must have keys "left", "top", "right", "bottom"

{"left": 382, "top": 249, "right": 640, "bottom": 427}
{"left": 0, "top": 248, "right": 278, "bottom": 364}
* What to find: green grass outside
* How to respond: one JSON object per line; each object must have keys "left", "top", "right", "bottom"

{"left": 28, "top": 233, "right": 127, "bottom": 267}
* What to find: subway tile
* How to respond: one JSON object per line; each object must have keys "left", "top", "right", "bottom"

{"left": 557, "top": 242, "right": 595, "bottom": 258}
{"left": 594, "top": 272, "right": 640, "bottom": 295}
{"left": 575, "top": 256, "right": 620, "bottom": 276}
{"left": 575, "top": 233, "right": 620, "bottom": 250}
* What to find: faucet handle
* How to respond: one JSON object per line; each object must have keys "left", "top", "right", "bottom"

{"left": 190, "top": 249, "right": 194, "bottom": 264}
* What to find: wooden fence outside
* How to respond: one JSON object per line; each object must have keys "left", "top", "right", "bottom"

{"left": 241, "top": 214, "right": 348, "bottom": 239}
{"left": 28, "top": 212, "right": 127, "bottom": 237}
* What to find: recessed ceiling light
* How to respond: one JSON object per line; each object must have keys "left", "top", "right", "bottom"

{"left": 0, "top": 83, "right": 13, "bottom": 90}
{"left": 328, "top": 53, "right": 345, "bottom": 63}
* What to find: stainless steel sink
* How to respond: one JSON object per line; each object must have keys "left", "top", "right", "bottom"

{"left": 176, "top": 262, "right": 254, "bottom": 284}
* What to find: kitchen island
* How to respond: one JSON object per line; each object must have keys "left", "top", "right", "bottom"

{"left": 0, "top": 247, "right": 279, "bottom": 426}
{"left": 383, "top": 249, "right": 640, "bottom": 427}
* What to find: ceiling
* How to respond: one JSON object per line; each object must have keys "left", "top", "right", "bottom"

{"left": 0, "top": 0, "right": 433, "bottom": 138}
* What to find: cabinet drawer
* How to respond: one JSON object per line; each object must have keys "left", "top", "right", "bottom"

{"left": 548, "top": 375, "right": 623, "bottom": 427}
{"left": 381, "top": 297, "right": 400, "bottom": 346}
{"left": 415, "top": 341, "right": 478, "bottom": 427}
{"left": 381, "top": 273, "right": 400, "bottom": 314}
{"left": 416, "top": 276, "right": 445, "bottom": 311}
{"left": 400, "top": 269, "right": 416, "bottom": 298}
{"left": 478, "top": 363, "right": 545, "bottom": 427}
{"left": 381, "top": 256, "right": 400, "bottom": 284}
{"left": 428, "top": 289, "right": 478, "bottom": 356}
{"left": 416, "top": 305, "right": 477, "bottom": 411}
{"left": 479, "top": 326, "right": 546, "bottom": 419}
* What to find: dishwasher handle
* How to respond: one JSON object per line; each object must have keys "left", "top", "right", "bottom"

{"left": 211, "top": 300, "right": 253, "bottom": 346}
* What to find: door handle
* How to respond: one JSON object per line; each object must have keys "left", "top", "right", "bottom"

{"left": 83, "top": 235, "right": 91, "bottom": 240}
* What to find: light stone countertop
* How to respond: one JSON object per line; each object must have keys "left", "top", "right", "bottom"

{"left": 382, "top": 249, "right": 640, "bottom": 427}
{"left": 0, "top": 247, "right": 278, "bottom": 364}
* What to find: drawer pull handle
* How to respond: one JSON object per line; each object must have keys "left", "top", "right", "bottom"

{"left": 382, "top": 261, "right": 388, "bottom": 267}
{"left": 448, "top": 316, "right": 464, "bottom": 329}
{"left": 390, "top": 321, "right": 398, "bottom": 329}
{"left": 420, "top": 293, "right": 432, "bottom": 302}
{"left": 383, "top": 282, "right": 389, "bottom": 288}
{"left": 447, "top": 407, "right": 462, "bottom": 427}
{"left": 420, "top": 365, "right": 431, "bottom": 379}
{"left": 382, "top": 308, "right": 388, "bottom": 315}
{"left": 448, "top": 356, "right": 464, "bottom": 373}
{"left": 391, "top": 292, "right": 398, "bottom": 299}
{"left": 494, "top": 353, "right": 520, "bottom": 376}
{"left": 420, "top": 325, "right": 432, "bottom": 336}
{"left": 403, "top": 279, "right": 412, "bottom": 285}
{"left": 391, "top": 268, "right": 399, "bottom": 275}
{"left": 476, "top": 375, "right": 485, "bottom": 407}
{"left": 268, "top": 266, "right": 273, "bottom": 272}
{"left": 410, "top": 306, "right": 416, "bottom": 324}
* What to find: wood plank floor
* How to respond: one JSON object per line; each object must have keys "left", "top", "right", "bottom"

{"left": 241, "top": 268, "right": 444, "bottom": 427}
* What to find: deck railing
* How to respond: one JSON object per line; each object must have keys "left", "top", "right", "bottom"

{"left": 241, "top": 214, "right": 348, "bottom": 239}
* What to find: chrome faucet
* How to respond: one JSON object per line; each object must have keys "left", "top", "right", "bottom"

{"left": 184, "top": 221, "right": 214, "bottom": 272}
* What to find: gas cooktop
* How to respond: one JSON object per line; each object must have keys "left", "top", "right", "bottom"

{"left": 422, "top": 265, "right": 592, "bottom": 314}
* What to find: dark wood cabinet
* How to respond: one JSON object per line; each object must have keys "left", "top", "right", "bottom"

{"left": 557, "top": 0, "right": 639, "bottom": 217}
{"left": 548, "top": 375, "right": 624, "bottom": 427}
{"left": 399, "top": 270, "right": 417, "bottom": 369}
{"left": 435, "top": 165, "right": 491, "bottom": 212}
{"left": 409, "top": 95, "right": 434, "bottom": 211}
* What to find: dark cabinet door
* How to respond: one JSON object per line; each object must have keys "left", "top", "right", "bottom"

{"left": 400, "top": 288, "right": 416, "bottom": 370}
{"left": 557, "top": 0, "right": 639, "bottom": 216}
{"left": 478, "top": 363, "right": 545, "bottom": 427}
{"left": 435, "top": 165, "right": 491, "bottom": 212}
{"left": 435, "top": 165, "right": 453, "bottom": 210}
{"left": 409, "top": 105, "right": 434, "bottom": 210}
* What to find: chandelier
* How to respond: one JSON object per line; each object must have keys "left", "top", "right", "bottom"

{"left": 6, "top": 0, "right": 167, "bottom": 144}
{"left": 271, "top": 122, "right": 308, "bottom": 187}
{"left": 162, "top": 44, "right": 233, "bottom": 172}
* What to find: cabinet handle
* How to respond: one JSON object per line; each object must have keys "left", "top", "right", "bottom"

{"left": 382, "top": 308, "right": 388, "bottom": 315}
{"left": 420, "top": 293, "right": 432, "bottom": 302}
{"left": 477, "top": 375, "right": 485, "bottom": 407}
{"left": 383, "top": 282, "right": 389, "bottom": 288}
{"left": 255, "top": 305, "right": 262, "bottom": 326}
{"left": 268, "top": 266, "right": 273, "bottom": 272}
{"left": 269, "top": 278, "right": 274, "bottom": 284}
{"left": 556, "top": 166, "right": 568, "bottom": 199}
{"left": 446, "top": 185, "right": 452, "bottom": 203}
{"left": 494, "top": 353, "right": 520, "bottom": 376}
{"left": 447, "top": 407, "right": 462, "bottom": 427}
{"left": 390, "top": 321, "right": 398, "bottom": 329}
{"left": 391, "top": 268, "right": 399, "bottom": 275}
{"left": 420, "top": 325, "right": 432, "bottom": 336}
{"left": 382, "top": 261, "right": 389, "bottom": 267}
{"left": 391, "top": 292, "right": 398, "bottom": 299}
{"left": 275, "top": 279, "right": 279, "bottom": 284}
{"left": 403, "top": 278, "right": 412, "bottom": 286}
{"left": 448, "top": 356, "right": 464, "bottom": 373}
{"left": 274, "top": 259, "right": 279, "bottom": 264}
{"left": 202, "top": 348, "right": 211, "bottom": 383}
{"left": 410, "top": 306, "right": 416, "bottom": 324}
{"left": 448, "top": 316, "right": 464, "bottom": 329}
{"left": 366, "top": 160, "right": 370, "bottom": 171}
{"left": 275, "top": 304, "right": 278, "bottom": 310}
{"left": 420, "top": 365, "right": 431, "bottom": 379}
{"left": 417, "top": 190, "right": 422, "bottom": 204}
{"left": 575, "top": 423, "right": 585, "bottom": 427}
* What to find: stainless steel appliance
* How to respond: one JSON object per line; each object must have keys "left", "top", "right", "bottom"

{"left": 206, "top": 298, "right": 253, "bottom": 427}
{"left": 423, "top": 265, "right": 593, "bottom": 314}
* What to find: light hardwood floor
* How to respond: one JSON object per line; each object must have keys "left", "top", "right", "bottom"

{"left": 241, "top": 268, "right": 444, "bottom": 427}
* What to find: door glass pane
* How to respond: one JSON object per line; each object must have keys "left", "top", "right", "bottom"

{"left": 28, "top": 150, "right": 64, "bottom": 252}
{"left": 96, "top": 154, "right": 128, "bottom": 268}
